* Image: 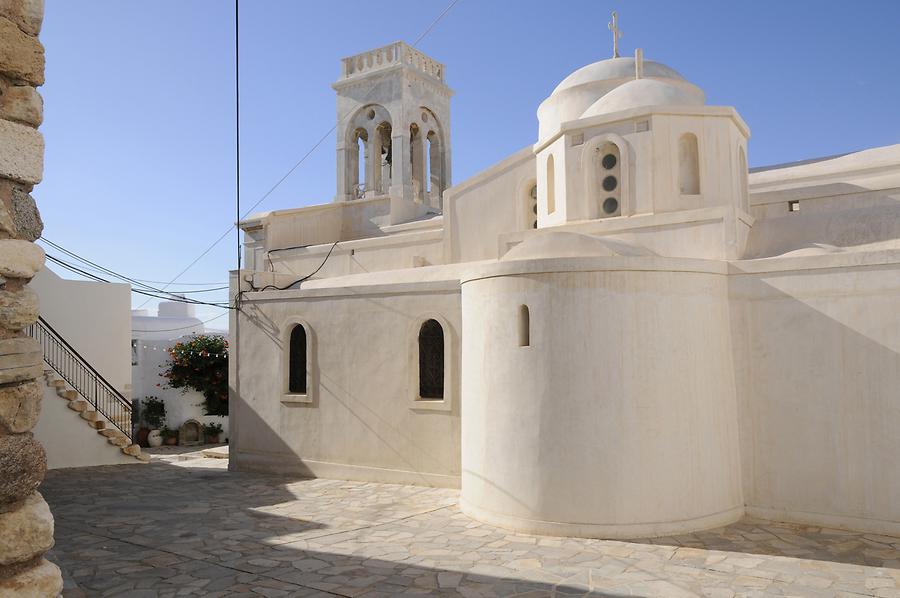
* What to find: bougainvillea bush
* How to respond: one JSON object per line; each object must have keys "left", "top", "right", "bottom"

{"left": 161, "top": 335, "right": 228, "bottom": 416}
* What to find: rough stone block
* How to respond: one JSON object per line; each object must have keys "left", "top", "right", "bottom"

{"left": 0, "top": 84, "right": 42, "bottom": 127}
{"left": 10, "top": 185, "right": 41, "bottom": 240}
{"left": 0, "top": 200, "right": 13, "bottom": 237}
{"left": 0, "top": 433, "right": 45, "bottom": 504}
{"left": 0, "top": 0, "right": 43, "bottom": 36}
{"left": 0, "top": 119, "right": 43, "bottom": 184}
{"left": 0, "top": 16, "right": 43, "bottom": 85}
{"left": 0, "top": 558, "right": 62, "bottom": 597}
{"left": 122, "top": 444, "right": 141, "bottom": 457}
{"left": 0, "top": 238, "right": 43, "bottom": 278}
{"left": 0, "top": 337, "right": 40, "bottom": 385}
{"left": 0, "top": 378, "right": 40, "bottom": 433}
{"left": 0, "top": 286, "right": 38, "bottom": 330}
{"left": 0, "top": 491, "right": 53, "bottom": 565}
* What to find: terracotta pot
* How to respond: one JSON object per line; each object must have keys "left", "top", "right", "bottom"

{"left": 207, "top": 434, "right": 220, "bottom": 444}
{"left": 136, "top": 427, "right": 150, "bottom": 447}
{"left": 147, "top": 430, "right": 163, "bottom": 448}
{"left": 164, "top": 435, "right": 178, "bottom": 446}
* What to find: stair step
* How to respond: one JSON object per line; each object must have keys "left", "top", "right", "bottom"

{"left": 121, "top": 444, "right": 141, "bottom": 457}
{"left": 88, "top": 420, "right": 106, "bottom": 430}
{"left": 79, "top": 410, "right": 100, "bottom": 422}
{"left": 135, "top": 452, "right": 150, "bottom": 463}
{"left": 67, "top": 400, "right": 88, "bottom": 413}
{"left": 52, "top": 379, "right": 66, "bottom": 388}
{"left": 98, "top": 429, "right": 123, "bottom": 438}
{"left": 107, "top": 436, "right": 127, "bottom": 447}
{"left": 59, "top": 389, "right": 78, "bottom": 401}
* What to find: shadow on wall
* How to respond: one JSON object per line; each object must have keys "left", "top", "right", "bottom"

{"left": 729, "top": 265, "right": 900, "bottom": 535}
{"left": 746, "top": 185, "right": 900, "bottom": 258}
{"left": 231, "top": 294, "right": 459, "bottom": 482}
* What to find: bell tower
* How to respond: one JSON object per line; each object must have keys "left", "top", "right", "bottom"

{"left": 333, "top": 42, "right": 452, "bottom": 224}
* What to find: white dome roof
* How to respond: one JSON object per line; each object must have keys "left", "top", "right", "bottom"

{"left": 537, "top": 56, "right": 703, "bottom": 140}
{"left": 550, "top": 57, "right": 685, "bottom": 97}
{"left": 581, "top": 78, "right": 705, "bottom": 118}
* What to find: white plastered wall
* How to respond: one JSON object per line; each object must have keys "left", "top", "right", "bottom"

{"left": 230, "top": 282, "right": 462, "bottom": 487}
{"left": 730, "top": 257, "right": 900, "bottom": 535}
{"left": 34, "top": 381, "right": 136, "bottom": 469}
{"left": 460, "top": 257, "right": 743, "bottom": 538}
{"left": 31, "top": 268, "right": 131, "bottom": 395}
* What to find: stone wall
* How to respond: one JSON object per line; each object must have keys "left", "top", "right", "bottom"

{"left": 0, "top": 0, "right": 64, "bottom": 595}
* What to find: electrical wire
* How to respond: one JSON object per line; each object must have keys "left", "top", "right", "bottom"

{"left": 137, "top": 0, "right": 463, "bottom": 304}
{"left": 132, "top": 311, "right": 228, "bottom": 333}
{"left": 248, "top": 240, "right": 339, "bottom": 292}
{"left": 45, "top": 254, "right": 235, "bottom": 310}
{"left": 39, "top": 238, "right": 230, "bottom": 295}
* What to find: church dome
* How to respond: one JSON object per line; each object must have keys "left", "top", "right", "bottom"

{"left": 550, "top": 57, "right": 685, "bottom": 96}
{"left": 537, "top": 56, "right": 699, "bottom": 141}
{"left": 581, "top": 78, "right": 705, "bottom": 118}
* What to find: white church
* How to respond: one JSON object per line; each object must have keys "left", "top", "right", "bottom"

{"left": 230, "top": 37, "right": 900, "bottom": 539}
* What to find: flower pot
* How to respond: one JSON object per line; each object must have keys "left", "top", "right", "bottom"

{"left": 164, "top": 435, "right": 178, "bottom": 446}
{"left": 206, "top": 434, "right": 220, "bottom": 444}
{"left": 136, "top": 427, "right": 150, "bottom": 448}
{"left": 147, "top": 429, "right": 163, "bottom": 448}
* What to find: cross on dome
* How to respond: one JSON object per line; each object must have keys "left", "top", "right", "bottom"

{"left": 608, "top": 11, "right": 622, "bottom": 58}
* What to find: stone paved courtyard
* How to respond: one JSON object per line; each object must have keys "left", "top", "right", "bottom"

{"left": 42, "top": 457, "right": 900, "bottom": 597}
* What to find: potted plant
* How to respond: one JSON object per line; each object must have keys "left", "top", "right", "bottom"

{"left": 142, "top": 397, "right": 166, "bottom": 448}
{"left": 160, "top": 426, "right": 178, "bottom": 446}
{"left": 203, "top": 422, "right": 223, "bottom": 444}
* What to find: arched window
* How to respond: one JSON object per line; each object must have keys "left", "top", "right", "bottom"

{"left": 376, "top": 121, "right": 392, "bottom": 195}
{"left": 739, "top": 145, "right": 749, "bottom": 213}
{"left": 597, "top": 143, "right": 621, "bottom": 217}
{"left": 288, "top": 325, "right": 307, "bottom": 394}
{"left": 526, "top": 183, "right": 537, "bottom": 229}
{"left": 410, "top": 123, "right": 423, "bottom": 202}
{"left": 418, "top": 319, "right": 444, "bottom": 399}
{"left": 341, "top": 104, "right": 391, "bottom": 202}
{"left": 518, "top": 305, "right": 530, "bottom": 347}
{"left": 678, "top": 133, "right": 700, "bottom": 195}
{"left": 353, "top": 129, "right": 368, "bottom": 199}
{"left": 425, "top": 135, "right": 433, "bottom": 194}
{"left": 426, "top": 129, "right": 443, "bottom": 206}
{"left": 546, "top": 154, "right": 556, "bottom": 214}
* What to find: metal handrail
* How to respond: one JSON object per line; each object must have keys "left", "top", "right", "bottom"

{"left": 27, "top": 316, "right": 132, "bottom": 441}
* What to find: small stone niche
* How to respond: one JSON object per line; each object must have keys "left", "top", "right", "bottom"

{"left": 179, "top": 420, "right": 202, "bottom": 446}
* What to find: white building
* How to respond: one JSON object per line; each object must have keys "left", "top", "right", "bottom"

{"left": 30, "top": 268, "right": 144, "bottom": 467}
{"left": 132, "top": 302, "right": 229, "bottom": 441}
{"left": 230, "top": 41, "right": 900, "bottom": 539}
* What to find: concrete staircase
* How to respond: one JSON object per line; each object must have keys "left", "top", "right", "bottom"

{"left": 42, "top": 370, "right": 148, "bottom": 463}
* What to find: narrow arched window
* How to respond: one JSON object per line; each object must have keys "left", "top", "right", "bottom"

{"left": 546, "top": 154, "right": 556, "bottom": 214}
{"left": 410, "top": 123, "right": 423, "bottom": 202}
{"left": 289, "top": 325, "right": 307, "bottom": 394}
{"left": 597, "top": 143, "right": 621, "bottom": 217}
{"left": 418, "top": 319, "right": 444, "bottom": 399}
{"left": 518, "top": 305, "right": 530, "bottom": 347}
{"left": 525, "top": 183, "right": 537, "bottom": 229}
{"left": 376, "top": 121, "right": 392, "bottom": 195}
{"left": 678, "top": 133, "right": 700, "bottom": 195}
{"left": 426, "top": 130, "right": 444, "bottom": 206}
{"left": 353, "top": 128, "right": 368, "bottom": 199}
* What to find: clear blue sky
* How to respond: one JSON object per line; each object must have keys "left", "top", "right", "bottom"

{"left": 38, "top": 0, "right": 900, "bottom": 324}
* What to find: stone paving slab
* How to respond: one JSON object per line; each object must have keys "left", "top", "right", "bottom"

{"left": 41, "top": 460, "right": 900, "bottom": 597}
